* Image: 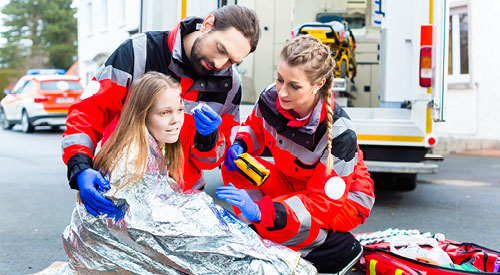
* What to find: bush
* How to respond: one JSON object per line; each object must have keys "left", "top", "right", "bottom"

{"left": 0, "top": 69, "right": 24, "bottom": 101}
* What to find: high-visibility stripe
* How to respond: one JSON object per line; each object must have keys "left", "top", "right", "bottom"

{"left": 348, "top": 190, "right": 375, "bottom": 211}
{"left": 282, "top": 196, "right": 312, "bottom": 247}
{"left": 395, "top": 269, "right": 404, "bottom": 275}
{"left": 190, "top": 142, "right": 225, "bottom": 164}
{"left": 370, "top": 259, "right": 378, "bottom": 275}
{"left": 298, "top": 228, "right": 328, "bottom": 257}
{"left": 239, "top": 125, "right": 262, "bottom": 153}
{"left": 61, "top": 133, "right": 95, "bottom": 154}
{"left": 132, "top": 33, "right": 147, "bottom": 80}
{"left": 357, "top": 135, "right": 425, "bottom": 143}
{"left": 95, "top": 65, "right": 132, "bottom": 87}
{"left": 330, "top": 152, "right": 357, "bottom": 177}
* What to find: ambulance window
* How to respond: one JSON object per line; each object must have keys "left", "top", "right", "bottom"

{"left": 448, "top": 5, "right": 469, "bottom": 83}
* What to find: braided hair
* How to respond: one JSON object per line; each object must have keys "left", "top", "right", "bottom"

{"left": 280, "top": 35, "right": 336, "bottom": 174}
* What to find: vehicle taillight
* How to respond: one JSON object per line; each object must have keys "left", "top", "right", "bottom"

{"left": 34, "top": 96, "right": 49, "bottom": 103}
{"left": 419, "top": 46, "right": 432, "bottom": 87}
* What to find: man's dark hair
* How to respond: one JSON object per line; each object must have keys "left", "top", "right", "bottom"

{"left": 210, "top": 5, "right": 261, "bottom": 53}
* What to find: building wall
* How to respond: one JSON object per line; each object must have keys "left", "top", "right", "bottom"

{"left": 77, "top": 0, "right": 140, "bottom": 85}
{"left": 434, "top": 0, "right": 500, "bottom": 153}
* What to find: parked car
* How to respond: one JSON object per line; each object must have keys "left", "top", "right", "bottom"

{"left": 0, "top": 69, "right": 84, "bottom": 133}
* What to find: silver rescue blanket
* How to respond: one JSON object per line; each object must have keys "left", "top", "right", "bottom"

{"left": 50, "top": 141, "right": 316, "bottom": 274}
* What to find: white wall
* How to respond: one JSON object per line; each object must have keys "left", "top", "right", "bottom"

{"left": 77, "top": 0, "right": 140, "bottom": 85}
{"left": 435, "top": 0, "right": 500, "bottom": 148}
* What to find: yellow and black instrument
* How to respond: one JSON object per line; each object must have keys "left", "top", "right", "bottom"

{"left": 234, "top": 153, "right": 270, "bottom": 187}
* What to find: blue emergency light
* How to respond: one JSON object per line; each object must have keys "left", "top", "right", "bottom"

{"left": 27, "top": 69, "right": 66, "bottom": 75}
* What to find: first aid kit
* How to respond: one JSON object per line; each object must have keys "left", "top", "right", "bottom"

{"left": 356, "top": 229, "right": 500, "bottom": 275}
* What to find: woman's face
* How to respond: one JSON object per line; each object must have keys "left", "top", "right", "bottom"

{"left": 276, "top": 60, "right": 322, "bottom": 117}
{"left": 146, "top": 87, "right": 184, "bottom": 148}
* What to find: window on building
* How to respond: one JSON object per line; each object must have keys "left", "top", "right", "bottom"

{"left": 121, "top": 0, "right": 126, "bottom": 23}
{"left": 102, "top": 0, "right": 108, "bottom": 30}
{"left": 448, "top": 5, "right": 470, "bottom": 83}
{"left": 87, "top": 2, "right": 93, "bottom": 34}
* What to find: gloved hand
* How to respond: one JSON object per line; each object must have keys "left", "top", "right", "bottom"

{"left": 193, "top": 105, "right": 222, "bottom": 136}
{"left": 224, "top": 143, "right": 244, "bottom": 172}
{"left": 216, "top": 183, "right": 261, "bottom": 222}
{"left": 77, "top": 168, "right": 117, "bottom": 216}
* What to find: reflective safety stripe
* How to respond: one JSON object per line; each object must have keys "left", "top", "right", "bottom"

{"left": 332, "top": 116, "right": 357, "bottom": 138}
{"left": 370, "top": 259, "right": 377, "bottom": 275}
{"left": 298, "top": 228, "right": 328, "bottom": 257}
{"left": 261, "top": 117, "right": 326, "bottom": 165}
{"left": 239, "top": 125, "right": 262, "bottom": 154}
{"left": 325, "top": 151, "right": 357, "bottom": 177}
{"left": 95, "top": 65, "right": 132, "bottom": 87}
{"left": 190, "top": 141, "right": 225, "bottom": 164}
{"left": 191, "top": 175, "right": 205, "bottom": 190}
{"left": 132, "top": 33, "right": 147, "bottom": 80}
{"left": 282, "top": 196, "right": 312, "bottom": 247}
{"left": 61, "top": 133, "right": 95, "bottom": 154}
{"left": 348, "top": 190, "right": 375, "bottom": 211}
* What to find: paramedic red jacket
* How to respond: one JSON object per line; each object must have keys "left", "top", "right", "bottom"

{"left": 61, "top": 17, "right": 241, "bottom": 190}
{"left": 234, "top": 84, "right": 375, "bottom": 252}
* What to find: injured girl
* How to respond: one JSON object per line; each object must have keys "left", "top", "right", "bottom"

{"left": 52, "top": 72, "right": 315, "bottom": 274}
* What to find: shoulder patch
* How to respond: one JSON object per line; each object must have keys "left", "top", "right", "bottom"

{"left": 324, "top": 177, "right": 346, "bottom": 200}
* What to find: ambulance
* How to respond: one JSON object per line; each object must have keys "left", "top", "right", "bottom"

{"left": 139, "top": 0, "right": 449, "bottom": 190}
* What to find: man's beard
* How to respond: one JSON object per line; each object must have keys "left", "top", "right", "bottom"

{"left": 190, "top": 36, "right": 214, "bottom": 75}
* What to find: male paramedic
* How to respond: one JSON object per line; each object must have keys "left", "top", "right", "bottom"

{"left": 61, "top": 5, "right": 260, "bottom": 216}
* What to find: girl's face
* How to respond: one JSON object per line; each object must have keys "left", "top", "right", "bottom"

{"left": 146, "top": 88, "right": 184, "bottom": 148}
{"left": 276, "top": 60, "right": 323, "bottom": 117}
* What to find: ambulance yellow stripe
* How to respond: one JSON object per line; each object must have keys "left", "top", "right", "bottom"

{"left": 426, "top": 104, "right": 433, "bottom": 134}
{"left": 357, "top": 135, "right": 425, "bottom": 143}
{"left": 181, "top": 0, "right": 187, "bottom": 19}
{"left": 370, "top": 259, "right": 378, "bottom": 275}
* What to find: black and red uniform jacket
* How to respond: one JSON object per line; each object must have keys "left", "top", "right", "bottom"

{"left": 235, "top": 84, "right": 375, "bottom": 252}
{"left": 62, "top": 17, "right": 241, "bottom": 191}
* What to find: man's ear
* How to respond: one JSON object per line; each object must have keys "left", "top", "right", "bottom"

{"left": 200, "top": 14, "right": 215, "bottom": 33}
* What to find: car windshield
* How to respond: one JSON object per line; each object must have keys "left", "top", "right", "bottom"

{"left": 40, "top": 80, "right": 82, "bottom": 91}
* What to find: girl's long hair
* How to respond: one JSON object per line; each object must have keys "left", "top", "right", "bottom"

{"left": 280, "top": 35, "right": 336, "bottom": 174}
{"left": 93, "top": 72, "right": 184, "bottom": 192}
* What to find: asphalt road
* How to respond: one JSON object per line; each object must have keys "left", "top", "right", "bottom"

{"left": 1, "top": 125, "right": 499, "bottom": 274}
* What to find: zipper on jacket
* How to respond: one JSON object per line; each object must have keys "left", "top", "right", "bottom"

{"left": 239, "top": 157, "right": 265, "bottom": 178}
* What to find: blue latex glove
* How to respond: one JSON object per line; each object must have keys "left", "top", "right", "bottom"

{"left": 77, "top": 168, "right": 117, "bottom": 216}
{"left": 193, "top": 105, "right": 222, "bottom": 136}
{"left": 224, "top": 143, "right": 244, "bottom": 172}
{"left": 216, "top": 183, "right": 261, "bottom": 222}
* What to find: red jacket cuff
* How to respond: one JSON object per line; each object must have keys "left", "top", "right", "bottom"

{"left": 254, "top": 195, "right": 275, "bottom": 228}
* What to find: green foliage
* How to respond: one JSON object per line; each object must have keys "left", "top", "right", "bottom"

{"left": 0, "top": 0, "right": 77, "bottom": 70}
{"left": 0, "top": 68, "right": 23, "bottom": 101}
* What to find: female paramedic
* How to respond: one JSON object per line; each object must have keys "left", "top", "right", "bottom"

{"left": 216, "top": 35, "right": 375, "bottom": 274}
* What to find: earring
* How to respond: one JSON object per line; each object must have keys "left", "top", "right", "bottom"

{"left": 314, "top": 89, "right": 318, "bottom": 95}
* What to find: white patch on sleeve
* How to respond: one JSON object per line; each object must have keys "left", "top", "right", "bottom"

{"left": 80, "top": 81, "right": 101, "bottom": 100}
{"left": 324, "top": 177, "right": 346, "bottom": 200}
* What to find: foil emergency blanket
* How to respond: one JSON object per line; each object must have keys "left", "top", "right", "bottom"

{"left": 49, "top": 135, "right": 317, "bottom": 275}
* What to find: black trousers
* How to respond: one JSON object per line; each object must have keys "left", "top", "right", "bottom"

{"left": 303, "top": 231, "right": 362, "bottom": 273}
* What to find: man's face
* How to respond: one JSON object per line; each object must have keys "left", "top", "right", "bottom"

{"left": 190, "top": 27, "right": 251, "bottom": 75}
